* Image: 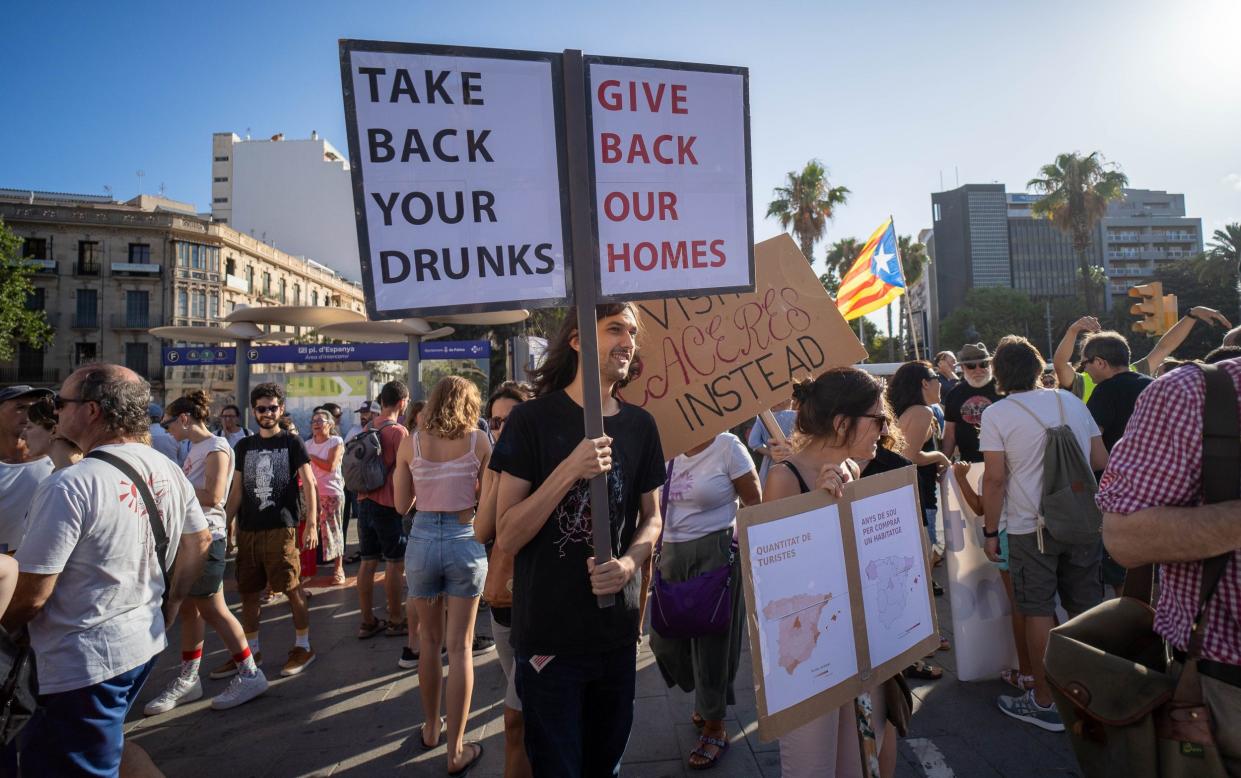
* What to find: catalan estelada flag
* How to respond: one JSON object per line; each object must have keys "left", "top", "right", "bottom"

{"left": 836, "top": 218, "right": 905, "bottom": 321}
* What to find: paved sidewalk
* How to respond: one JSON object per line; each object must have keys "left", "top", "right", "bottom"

{"left": 126, "top": 561, "right": 1079, "bottom": 776}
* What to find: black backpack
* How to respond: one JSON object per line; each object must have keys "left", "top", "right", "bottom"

{"left": 342, "top": 420, "right": 399, "bottom": 493}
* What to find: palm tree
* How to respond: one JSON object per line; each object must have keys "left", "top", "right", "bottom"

{"left": 1207, "top": 222, "right": 1241, "bottom": 319}
{"left": 766, "top": 160, "right": 850, "bottom": 265}
{"left": 820, "top": 237, "right": 862, "bottom": 296}
{"left": 1028, "top": 152, "right": 1128, "bottom": 314}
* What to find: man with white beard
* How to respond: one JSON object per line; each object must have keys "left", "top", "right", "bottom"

{"left": 941, "top": 343, "right": 1001, "bottom": 463}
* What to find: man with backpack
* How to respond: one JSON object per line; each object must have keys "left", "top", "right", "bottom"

{"left": 1099, "top": 357, "right": 1241, "bottom": 773}
{"left": 979, "top": 336, "right": 1108, "bottom": 732}
{"left": 348, "top": 381, "right": 409, "bottom": 638}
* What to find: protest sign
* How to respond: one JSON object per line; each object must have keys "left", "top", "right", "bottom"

{"left": 585, "top": 58, "right": 752, "bottom": 301}
{"left": 619, "top": 233, "right": 867, "bottom": 460}
{"left": 738, "top": 466, "right": 938, "bottom": 741}
{"left": 940, "top": 464, "right": 1020, "bottom": 682}
{"left": 340, "top": 41, "right": 572, "bottom": 320}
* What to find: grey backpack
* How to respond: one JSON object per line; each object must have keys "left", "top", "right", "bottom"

{"left": 1008, "top": 391, "right": 1102, "bottom": 545}
{"left": 342, "top": 420, "right": 399, "bottom": 493}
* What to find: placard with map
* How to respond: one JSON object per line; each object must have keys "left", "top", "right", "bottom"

{"left": 738, "top": 465, "right": 939, "bottom": 741}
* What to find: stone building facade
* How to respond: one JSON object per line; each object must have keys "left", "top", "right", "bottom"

{"left": 0, "top": 189, "right": 365, "bottom": 401}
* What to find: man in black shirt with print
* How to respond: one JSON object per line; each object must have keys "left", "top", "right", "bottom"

{"left": 941, "top": 342, "right": 1001, "bottom": 463}
{"left": 491, "top": 303, "right": 665, "bottom": 778}
{"left": 225, "top": 383, "right": 319, "bottom": 678}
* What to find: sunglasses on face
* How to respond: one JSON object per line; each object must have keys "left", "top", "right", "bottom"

{"left": 861, "top": 413, "right": 890, "bottom": 428}
{"left": 53, "top": 395, "right": 87, "bottom": 411}
{"left": 962, "top": 360, "right": 990, "bottom": 370}
{"left": 253, "top": 405, "right": 281, "bottom": 415}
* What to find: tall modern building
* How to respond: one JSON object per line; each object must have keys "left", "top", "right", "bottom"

{"left": 0, "top": 188, "right": 365, "bottom": 400}
{"left": 929, "top": 185, "right": 1201, "bottom": 322}
{"left": 211, "top": 131, "right": 359, "bottom": 279}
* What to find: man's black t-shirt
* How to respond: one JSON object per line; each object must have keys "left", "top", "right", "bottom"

{"left": 489, "top": 390, "right": 665, "bottom": 656}
{"left": 1087, "top": 370, "right": 1153, "bottom": 452}
{"left": 943, "top": 380, "right": 1001, "bottom": 463}
{"left": 233, "top": 431, "right": 310, "bottom": 531}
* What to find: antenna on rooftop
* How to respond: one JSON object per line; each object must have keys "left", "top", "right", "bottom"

{"left": 136, "top": 170, "right": 145, "bottom": 196}
{"left": 103, "top": 185, "right": 112, "bottom": 199}
{"left": 158, "top": 182, "right": 166, "bottom": 197}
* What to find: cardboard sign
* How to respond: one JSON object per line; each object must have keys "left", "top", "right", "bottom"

{"left": 586, "top": 58, "right": 752, "bottom": 302}
{"left": 339, "top": 41, "right": 572, "bottom": 320}
{"left": 737, "top": 466, "right": 939, "bottom": 742}
{"left": 619, "top": 234, "right": 867, "bottom": 460}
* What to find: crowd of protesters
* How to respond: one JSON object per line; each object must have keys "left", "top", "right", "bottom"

{"left": 0, "top": 295, "right": 1237, "bottom": 777}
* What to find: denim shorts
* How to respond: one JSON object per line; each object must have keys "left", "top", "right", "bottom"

{"left": 190, "top": 537, "right": 228, "bottom": 598}
{"left": 405, "top": 511, "right": 487, "bottom": 599}
{"left": 358, "top": 499, "right": 407, "bottom": 562}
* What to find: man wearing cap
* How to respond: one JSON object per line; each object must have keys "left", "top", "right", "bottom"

{"left": 0, "top": 386, "right": 55, "bottom": 553}
{"left": 941, "top": 343, "right": 1001, "bottom": 463}
{"left": 345, "top": 401, "right": 375, "bottom": 443}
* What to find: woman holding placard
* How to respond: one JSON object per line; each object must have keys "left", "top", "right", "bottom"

{"left": 763, "top": 367, "right": 892, "bottom": 778}
{"left": 649, "top": 431, "right": 761, "bottom": 770}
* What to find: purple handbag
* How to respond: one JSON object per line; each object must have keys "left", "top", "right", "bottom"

{"left": 650, "top": 460, "right": 736, "bottom": 640}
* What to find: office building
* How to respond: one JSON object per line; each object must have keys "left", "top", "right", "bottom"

{"left": 211, "top": 131, "right": 359, "bottom": 279}
{"left": 929, "top": 184, "right": 1201, "bottom": 321}
{"left": 0, "top": 188, "right": 365, "bottom": 399}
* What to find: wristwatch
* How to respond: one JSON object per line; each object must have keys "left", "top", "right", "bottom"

{"left": 982, "top": 528, "right": 999, "bottom": 539}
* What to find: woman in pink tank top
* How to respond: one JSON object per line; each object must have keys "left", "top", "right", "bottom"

{"left": 393, "top": 376, "right": 490, "bottom": 775}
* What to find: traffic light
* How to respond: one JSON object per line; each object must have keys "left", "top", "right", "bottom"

{"left": 1129, "top": 282, "right": 1167, "bottom": 335}
{"left": 1162, "top": 292, "right": 1179, "bottom": 333}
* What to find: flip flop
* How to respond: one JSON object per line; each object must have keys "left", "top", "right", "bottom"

{"left": 357, "top": 619, "right": 388, "bottom": 640}
{"left": 419, "top": 716, "right": 445, "bottom": 751}
{"left": 688, "top": 734, "right": 729, "bottom": 770}
{"left": 448, "top": 742, "right": 484, "bottom": 776}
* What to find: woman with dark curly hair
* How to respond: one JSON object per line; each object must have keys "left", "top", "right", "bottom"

{"left": 885, "top": 361, "right": 951, "bottom": 556}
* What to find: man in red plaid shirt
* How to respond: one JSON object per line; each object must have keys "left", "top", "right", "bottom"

{"left": 1099, "top": 357, "right": 1241, "bottom": 773}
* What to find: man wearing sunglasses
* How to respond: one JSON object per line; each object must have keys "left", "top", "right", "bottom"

{"left": 4, "top": 365, "right": 210, "bottom": 776}
{"left": 225, "top": 383, "right": 319, "bottom": 678}
{"left": 941, "top": 343, "right": 1001, "bottom": 463}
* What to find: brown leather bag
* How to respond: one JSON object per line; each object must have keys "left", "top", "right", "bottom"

{"left": 478, "top": 467, "right": 514, "bottom": 608}
{"left": 1044, "top": 363, "right": 1238, "bottom": 778}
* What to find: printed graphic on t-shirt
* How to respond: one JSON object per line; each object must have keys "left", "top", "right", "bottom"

{"left": 551, "top": 457, "right": 626, "bottom": 558}
{"left": 117, "top": 473, "right": 170, "bottom": 519}
{"left": 668, "top": 470, "right": 694, "bottom": 503}
{"left": 246, "top": 448, "right": 289, "bottom": 510}
{"left": 959, "top": 395, "right": 994, "bottom": 428}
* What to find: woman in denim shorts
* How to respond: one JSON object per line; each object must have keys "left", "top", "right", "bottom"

{"left": 394, "top": 376, "right": 490, "bottom": 776}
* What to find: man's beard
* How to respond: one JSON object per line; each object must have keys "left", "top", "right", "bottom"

{"left": 964, "top": 369, "right": 993, "bottom": 389}
{"left": 257, "top": 417, "right": 278, "bottom": 429}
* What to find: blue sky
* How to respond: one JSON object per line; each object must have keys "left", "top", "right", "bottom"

{"left": 4, "top": 0, "right": 1239, "bottom": 288}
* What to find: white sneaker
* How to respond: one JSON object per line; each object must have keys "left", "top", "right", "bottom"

{"left": 210, "top": 669, "right": 269, "bottom": 710}
{"left": 143, "top": 675, "right": 203, "bottom": 715}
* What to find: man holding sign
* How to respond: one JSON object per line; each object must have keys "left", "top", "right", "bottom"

{"left": 491, "top": 304, "right": 665, "bottom": 777}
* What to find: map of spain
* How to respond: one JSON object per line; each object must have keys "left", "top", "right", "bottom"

{"left": 762, "top": 593, "right": 835, "bottom": 674}
{"left": 866, "top": 555, "right": 915, "bottom": 628}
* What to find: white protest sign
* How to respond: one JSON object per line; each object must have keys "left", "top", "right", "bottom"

{"left": 748, "top": 503, "right": 858, "bottom": 716}
{"left": 586, "top": 59, "right": 753, "bottom": 301}
{"left": 851, "top": 482, "right": 937, "bottom": 670}
{"left": 340, "top": 42, "right": 571, "bottom": 320}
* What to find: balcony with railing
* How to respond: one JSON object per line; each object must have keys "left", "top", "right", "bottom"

{"left": 111, "top": 262, "right": 162, "bottom": 277}
{"left": 110, "top": 313, "right": 166, "bottom": 331}
{"left": 71, "top": 312, "right": 99, "bottom": 329}
{"left": 0, "top": 365, "right": 60, "bottom": 385}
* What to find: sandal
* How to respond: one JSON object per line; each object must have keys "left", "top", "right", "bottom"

{"left": 1001, "top": 668, "right": 1036, "bottom": 690}
{"left": 688, "top": 733, "right": 729, "bottom": 770}
{"left": 419, "top": 716, "right": 445, "bottom": 750}
{"left": 448, "top": 742, "right": 484, "bottom": 776}
{"left": 691, "top": 712, "right": 705, "bottom": 730}
{"left": 331, "top": 571, "right": 346, "bottom": 586}
{"left": 385, "top": 621, "right": 408, "bottom": 637}
{"left": 903, "top": 660, "right": 943, "bottom": 681}
{"left": 357, "top": 619, "right": 388, "bottom": 640}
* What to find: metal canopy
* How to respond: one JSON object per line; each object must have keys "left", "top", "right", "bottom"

{"left": 315, "top": 319, "right": 453, "bottom": 341}
{"left": 148, "top": 324, "right": 295, "bottom": 344}
{"left": 428, "top": 310, "right": 530, "bottom": 326}
{"left": 224, "top": 305, "right": 367, "bottom": 328}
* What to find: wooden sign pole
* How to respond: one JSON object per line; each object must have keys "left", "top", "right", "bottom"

{"left": 759, "top": 409, "right": 787, "bottom": 444}
{"left": 562, "top": 49, "right": 615, "bottom": 608}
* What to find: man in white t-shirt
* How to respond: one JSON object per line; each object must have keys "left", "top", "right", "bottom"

{"left": 978, "top": 336, "right": 1107, "bottom": 735}
{"left": 0, "top": 385, "right": 55, "bottom": 552}
{"left": 3, "top": 364, "right": 211, "bottom": 777}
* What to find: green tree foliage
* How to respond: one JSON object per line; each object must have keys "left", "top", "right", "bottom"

{"left": 938, "top": 287, "right": 1041, "bottom": 352}
{"left": 1207, "top": 223, "right": 1241, "bottom": 320}
{"left": 0, "top": 219, "right": 53, "bottom": 362}
{"left": 820, "top": 237, "right": 862, "bottom": 297}
{"left": 1028, "top": 152, "right": 1128, "bottom": 315}
{"left": 766, "top": 160, "right": 849, "bottom": 265}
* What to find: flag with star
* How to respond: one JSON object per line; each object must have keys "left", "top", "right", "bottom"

{"left": 835, "top": 218, "right": 905, "bottom": 321}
